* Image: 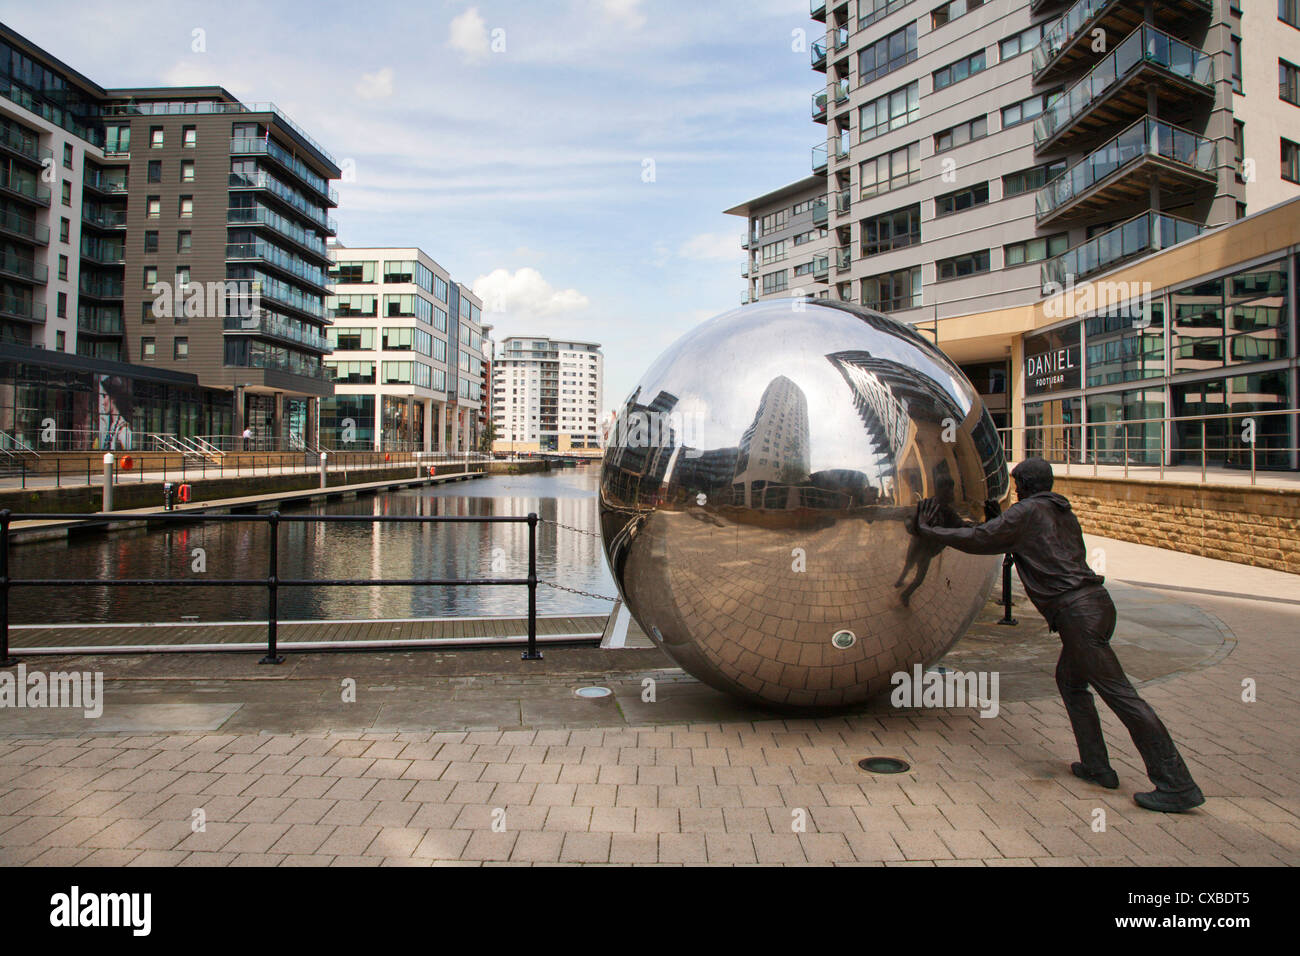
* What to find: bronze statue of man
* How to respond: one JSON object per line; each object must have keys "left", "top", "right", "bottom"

{"left": 914, "top": 457, "right": 1205, "bottom": 813}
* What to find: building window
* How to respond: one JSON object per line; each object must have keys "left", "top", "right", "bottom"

{"left": 859, "top": 82, "right": 919, "bottom": 142}
{"left": 861, "top": 267, "right": 921, "bottom": 312}
{"left": 934, "top": 181, "right": 989, "bottom": 217}
{"left": 1282, "top": 59, "right": 1300, "bottom": 106}
{"left": 174, "top": 337, "right": 189, "bottom": 359}
{"left": 177, "top": 231, "right": 192, "bottom": 253}
{"left": 180, "top": 160, "right": 196, "bottom": 182}
{"left": 55, "top": 330, "right": 65, "bottom": 350}
{"left": 60, "top": 181, "right": 71, "bottom": 206}
{"left": 934, "top": 115, "right": 987, "bottom": 153}
{"left": 150, "top": 127, "right": 164, "bottom": 148}
{"left": 147, "top": 160, "right": 162, "bottom": 183}
{"left": 182, "top": 125, "right": 197, "bottom": 147}
{"left": 759, "top": 209, "right": 789, "bottom": 235}
{"left": 859, "top": 0, "right": 914, "bottom": 29}
{"left": 1283, "top": 0, "right": 1300, "bottom": 27}
{"left": 143, "top": 266, "right": 157, "bottom": 289}
{"left": 762, "top": 270, "right": 788, "bottom": 294}
{"left": 179, "top": 196, "right": 193, "bottom": 217}
{"left": 1231, "top": 35, "right": 1243, "bottom": 93}
{"left": 858, "top": 22, "right": 918, "bottom": 86}
{"left": 141, "top": 303, "right": 155, "bottom": 324}
{"left": 1002, "top": 91, "right": 1060, "bottom": 128}
{"left": 761, "top": 240, "right": 787, "bottom": 264}
{"left": 1283, "top": 138, "right": 1300, "bottom": 182}
{"left": 791, "top": 198, "right": 819, "bottom": 215}
{"left": 1000, "top": 23, "right": 1043, "bottom": 60}
{"left": 329, "top": 260, "right": 376, "bottom": 284}
{"left": 1004, "top": 234, "right": 1069, "bottom": 266}
{"left": 146, "top": 196, "right": 161, "bottom": 218}
{"left": 60, "top": 218, "right": 69, "bottom": 243}
{"left": 56, "top": 292, "right": 66, "bottom": 318}
{"left": 936, "top": 249, "right": 991, "bottom": 280}
{"left": 141, "top": 337, "right": 156, "bottom": 360}
{"left": 860, "top": 142, "right": 920, "bottom": 198}
{"left": 176, "top": 266, "right": 191, "bottom": 287}
{"left": 861, "top": 204, "right": 921, "bottom": 258}
{"left": 932, "top": 0, "right": 983, "bottom": 29}
{"left": 58, "top": 254, "right": 68, "bottom": 280}
{"left": 143, "top": 231, "right": 158, "bottom": 253}
{"left": 62, "top": 143, "right": 73, "bottom": 169}
{"left": 932, "top": 49, "right": 986, "bottom": 91}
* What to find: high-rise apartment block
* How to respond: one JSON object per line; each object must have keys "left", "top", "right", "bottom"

{"left": 492, "top": 337, "right": 603, "bottom": 453}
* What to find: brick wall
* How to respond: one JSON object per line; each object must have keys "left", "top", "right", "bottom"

{"left": 1053, "top": 476, "right": 1300, "bottom": 574}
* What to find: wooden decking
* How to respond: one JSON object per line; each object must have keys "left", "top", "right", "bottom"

{"left": 8, "top": 613, "right": 609, "bottom": 655}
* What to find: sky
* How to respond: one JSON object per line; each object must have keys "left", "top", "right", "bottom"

{"left": 2, "top": 0, "right": 826, "bottom": 418}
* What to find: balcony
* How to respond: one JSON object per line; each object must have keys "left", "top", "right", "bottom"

{"left": 227, "top": 204, "right": 330, "bottom": 261}
{"left": 1036, "top": 117, "right": 1216, "bottom": 227}
{"left": 1041, "top": 210, "right": 1203, "bottom": 289}
{"left": 226, "top": 240, "right": 329, "bottom": 292}
{"left": 0, "top": 125, "right": 51, "bottom": 165}
{"left": 831, "top": 26, "right": 850, "bottom": 56}
{"left": 229, "top": 171, "right": 337, "bottom": 235}
{"left": 834, "top": 245, "right": 852, "bottom": 272}
{"left": 812, "top": 255, "right": 830, "bottom": 279}
{"left": 1033, "top": 25, "right": 1214, "bottom": 154}
{"left": 224, "top": 314, "right": 332, "bottom": 353}
{"left": 811, "top": 0, "right": 826, "bottom": 20}
{"left": 833, "top": 77, "right": 850, "bottom": 107}
{"left": 82, "top": 172, "right": 128, "bottom": 196}
{"left": 0, "top": 207, "right": 49, "bottom": 245}
{"left": 812, "top": 40, "right": 827, "bottom": 72}
{"left": 79, "top": 237, "right": 125, "bottom": 265}
{"left": 0, "top": 249, "right": 47, "bottom": 284}
{"left": 1032, "top": 0, "right": 1211, "bottom": 81}
{"left": 229, "top": 138, "right": 338, "bottom": 206}
{"left": 812, "top": 198, "right": 829, "bottom": 224}
{"left": 812, "top": 143, "right": 828, "bottom": 173}
{"left": 77, "top": 308, "right": 124, "bottom": 336}
{"left": 78, "top": 274, "right": 123, "bottom": 299}
{"left": 834, "top": 130, "right": 851, "bottom": 163}
{"left": 0, "top": 294, "right": 45, "bottom": 324}
{"left": 0, "top": 168, "right": 50, "bottom": 206}
{"left": 836, "top": 188, "right": 852, "bottom": 214}
{"left": 82, "top": 206, "right": 126, "bottom": 231}
{"left": 813, "top": 90, "right": 828, "bottom": 123}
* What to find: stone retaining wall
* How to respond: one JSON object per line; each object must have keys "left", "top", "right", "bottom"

{"left": 1053, "top": 475, "right": 1300, "bottom": 574}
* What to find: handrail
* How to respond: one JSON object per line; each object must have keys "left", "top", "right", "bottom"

{"left": 0, "top": 510, "right": 541, "bottom": 664}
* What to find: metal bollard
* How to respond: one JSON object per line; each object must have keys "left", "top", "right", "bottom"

{"left": 163, "top": 482, "right": 175, "bottom": 511}
{"left": 102, "top": 453, "right": 115, "bottom": 512}
{"left": 319, "top": 451, "right": 328, "bottom": 488}
{"left": 996, "top": 553, "right": 1017, "bottom": 626}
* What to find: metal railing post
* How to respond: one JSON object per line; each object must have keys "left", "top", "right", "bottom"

{"left": 0, "top": 511, "right": 15, "bottom": 666}
{"left": 997, "top": 553, "right": 1017, "bottom": 626}
{"left": 1250, "top": 431, "right": 1257, "bottom": 485}
{"left": 261, "top": 512, "right": 283, "bottom": 664}
{"left": 1201, "top": 420, "right": 1207, "bottom": 483}
{"left": 1123, "top": 428, "right": 1129, "bottom": 479}
{"left": 522, "top": 512, "right": 541, "bottom": 660}
{"left": 102, "top": 453, "right": 114, "bottom": 512}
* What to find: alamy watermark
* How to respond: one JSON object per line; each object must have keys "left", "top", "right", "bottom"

{"left": 150, "top": 278, "right": 260, "bottom": 323}
{"left": 0, "top": 664, "right": 104, "bottom": 718}
{"left": 1043, "top": 273, "right": 1155, "bottom": 328}
{"left": 890, "top": 664, "right": 999, "bottom": 719}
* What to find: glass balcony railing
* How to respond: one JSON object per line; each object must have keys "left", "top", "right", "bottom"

{"left": 1033, "top": 25, "right": 1214, "bottom": 148}
{"left": 78, "top": 273, "right": 123, "bottom": 298}
{"left": 812, "top": 198, "right": 828, "bottom": 223}
{"left": 82, "top": 171, "right": 128, "bottom": 194}
{"left": 0, "top": 167, "right": 50, "bottom": 204}
{"left": 1041, "top": 210, "right": 1203, "bottom": 288}
{"left": 0, "top": 124, "right": 51, "bottom": 163}
{"left": 79, "top": 237, "right": 125, "bottom": 264}
{"left": 812, "top": 91, "right": 828, "bottom": 120}
{"left": 812, "top": 40, "right": 828, "bottom": 69}
{"left": 247, "top": 274, "right": 327, "bottom": 319}
{"left": 0, "top": 248, "right": 47, "bottom": 283}
{"left": 77, "top": 308, "right": 124, "bottom": 335}
{"left": 0, "top": 207, "right": 49, "bottom": 243}
{"left": 835, "top": 130, "right": 851, "bottom": 160}
{"left": 835, "top": 245, "right": 851, "bottom": 270}
{"left": 0, "top": 294, "right": 45, "bottom": 322}
{"left": 836, "top": 188, "right": 852, "bottom": 214}
{"left": 812, "top": 143, "right": 828, "bottom": 171}
{"left": 227, "top": 204, "right": 329, "bottom": 258}
{"left": 811, "top": 0, "right": 827, "bottom": 17}
{"left": 226, "top": 240, "right": 328, "bottom": 289}
{"left": 230, "top": 138, "right": 337, "bottom": 203}
{"left": 1033, "top": 0, "right": 1210, "bottom": 76}
{"left": 831, "top": 26, "right": 850, "bottom": 52}
{"left": 229, "top": 171, "right": 337, "bottom": 234}
{"left": 833, "top": 77, "right": 851, "bottom": 104}
{"left": 224, "top": 313, "right": 331, "bottom": 352}
{"left": 1036, "top": 116, "right": 1216, "bottom": 221}
{"left": 812, "top": 255, "right": 830, "bottom": 276}
{"left": 82, "top": 206, "right": 126, "bottom": 230}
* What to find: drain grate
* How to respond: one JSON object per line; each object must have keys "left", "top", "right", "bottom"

{"left": 857, "top": 756, "right": 911, "bottom": 774}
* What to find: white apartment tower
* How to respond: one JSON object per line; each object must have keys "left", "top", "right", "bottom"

{"left": 492, "top": 336, "right": 603, "bottom": 453}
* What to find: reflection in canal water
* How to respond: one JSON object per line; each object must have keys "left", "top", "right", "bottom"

{"left": 10, "top": 469, "right": 614, "bottom": 624}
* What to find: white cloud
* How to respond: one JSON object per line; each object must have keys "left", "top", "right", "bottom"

{"left": 355, "top": 67, "right": 394, "bottom": 100}
{"left": 473, "top": 268, "right": 590, "bottom": 316}
{"left": 593, "top": 0, "right": 646, "bottom": 29}
{"left": 448, "top": 7, "right": 490, "bottom": 61}
{"left": 678, "top": 232, "right": 741, "bottom": 262}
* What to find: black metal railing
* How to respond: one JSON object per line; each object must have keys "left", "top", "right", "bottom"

{"left": 0, "top": 510, "right": 542, "bottom": 666}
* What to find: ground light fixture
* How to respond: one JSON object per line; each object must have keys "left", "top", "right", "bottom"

{"left": 858, "top": 757, "right": 912, "bottom": 774}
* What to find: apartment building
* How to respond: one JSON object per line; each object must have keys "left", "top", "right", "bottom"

{"left": 0, "top": 25, "right": 339, "bottom": 450}
{"left": 322, "top": 245, "right": 486, "bottom": 452}
{"left": 726, "top": 176, "right": 831, "bottom": 304}
{"left": 492, "top": 336, "right": 603, "bottom": 453}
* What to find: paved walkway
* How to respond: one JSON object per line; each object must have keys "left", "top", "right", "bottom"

{"left": 0, "top": 536, "right": 1295, "bottom": 866}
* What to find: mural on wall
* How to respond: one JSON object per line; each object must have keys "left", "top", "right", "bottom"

{"left": 97, "top": 375, "right": 134, "bottom": 450}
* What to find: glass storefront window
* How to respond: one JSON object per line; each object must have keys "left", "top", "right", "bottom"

{"left": 1085, "top": 301, "right": 1166, "bottom": 387}
{"left": 1086, "top": 387, "right": 1164, "bottom": 465}
{"left": 1172, "top": 261, "right": 1289, "bottom": 373}
{"left": 1024, "top": 397, "right": 1083, "bottom": 463}
{"left": 1172, "top": 370, "right": 1293, "bottom": 470}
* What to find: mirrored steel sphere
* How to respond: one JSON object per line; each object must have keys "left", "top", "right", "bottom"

{"left": 599, "top": 299, "right": 1011, "bottom": 709}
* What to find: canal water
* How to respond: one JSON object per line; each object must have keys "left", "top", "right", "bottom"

{"left": 9, "top": 467, "right": 618, "bottom": 624}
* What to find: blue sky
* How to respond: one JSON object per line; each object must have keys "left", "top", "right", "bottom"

{"left": 5, "top": 0, "right": 824, "bottom": 416}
